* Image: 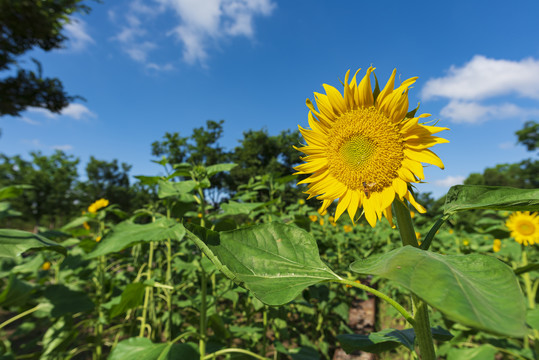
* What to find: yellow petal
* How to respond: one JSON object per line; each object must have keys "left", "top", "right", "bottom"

{"left": 335, "top": 191, "right": 352, "bottom": 221}
{"left": 405, "top": 192, "right": 426, "bottom": 213}
{"left": 323, "top": 84, "right": 346, "bottom": 115}
{"left": 347, "top": 190, "right": 361, "bottom": 223}
{"left": 392, "top": 178, "right": 408, "bottom": 198}
{"left": 404, "top": 148, "right": 445, "bottom": 169}
{"left": 376, "top": 68, "right": 396, "bottom": 108}
{"left": 356, "top": 67, "right": 374, "bottom": 108}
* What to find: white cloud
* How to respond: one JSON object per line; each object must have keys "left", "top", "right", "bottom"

{"left": 61, "top": 103, "right": 96, "bottom": 120}
{"left": 27, "top": 103, "right": 96, "bottom": 120}
{"left": 51, "top": 144, "right": 74, "bottom": 151}
{"left": 435, "top": 175, "right": 465, "bottom": 188}
{"left": 498, "top": 141, "right": 515, "bottom": 149}
{"left": 439, "top": 100, "right": 539, "bottom": 124}
{"left": 422, "top": 55, "right": 539, "bottom": 101}
{"left": 422, "top": 56, "right": 539, "bottom": 124}
{"left": 19, "top": 117, "right": 41, "bottom": 125}
{"left": 112, "top": 0, "right": 276, "bottom": 67}
{"left": 64, "top": 18, "right": 95, "bottom": 51}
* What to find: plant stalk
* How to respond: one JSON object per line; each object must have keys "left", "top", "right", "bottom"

{"left": 393, "top": 198, "right": 436, "bottom": 360}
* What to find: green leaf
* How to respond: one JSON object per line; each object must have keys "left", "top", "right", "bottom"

{"left": 350, "top": 246, "right": 527, "bottom": 337}
{"left": 206, "top": 163, "right": 237, "bottom": 177}
{"left": 108, "top": 338, "right": 170, "bottom": 360}
{"left": 220, "top": 200, "right": 264, "bottom": 215}
{"left": 158, "top": 179, "right": 197, "bottom": 199}
{"left": 444, "top": 185, "right": 539, "bottom": 216}
{"left": 514, "top": 262, "right": 539, "bottom": 275}
{"left": 43, "top": 284, "right": 95, "bottom": 317}
{"left": 0, "top": 185, "right": 32, "bottom": 201}
{"left": 0, "top": 274, "right": 33, "bottom": 307}
{"left": 446, "top": 345, "right": 497, "bottom": 360}
{"left": 110, "top": 282, "right": 146, "bottom": 318}
{"left": 41, "top": 317, "right": 78, "bottom": 359}
{"left": 135, "top": 175, "right": 162, "bottom": 186}
{"left": 527, "top": 308, "right": 539, "bottom": 330}
{"left": 337, "top": 327, "right": 452, "bottom": 354}
{"left": 0, "top": 229, "right": 66, "bottom": 258}
{"left": 185, "top": 222, "right": 339, "bottom": 305}
{"left": 86, "top": 218, "right": 185, "bottom": 259}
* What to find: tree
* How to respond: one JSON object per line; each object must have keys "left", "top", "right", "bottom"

{"left": 516, "top": 120, "right": 538, "bottom": 152}
{"left": 0, "top": 151, "right": 79, "bottom": 230}
{"left": 0, "top": 0, "right": 91, "bottom": 117}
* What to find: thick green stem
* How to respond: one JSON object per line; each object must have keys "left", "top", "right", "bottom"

{"left": 199, "top": 264, "right": 207, "bottom": 360}
{"left": 521, "top": 249, "right": 536, "bottom": 309}
{"left": 139, "top": 241, "right": 155, "bottom": 338}
{"left": 166, "top": 206, "right": 173, "bottom": 341}
{"left": 393, "top": 198, "right": 436, "bottom": 360}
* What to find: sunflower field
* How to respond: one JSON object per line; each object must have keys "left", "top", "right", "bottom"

{"left": 1, "top": 67, "right": 538, "bottom": 360}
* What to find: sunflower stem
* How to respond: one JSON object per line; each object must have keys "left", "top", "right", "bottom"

{"left": 393, "top": 198, "right": 436, "bottom": 360}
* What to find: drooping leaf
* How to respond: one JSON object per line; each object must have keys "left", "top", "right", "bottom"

{"left": 0, "top": 229, "right": 66, "bottom": 258}
{"left": 43, "top": 284, "right": 95, "bottom": 317}
{"left": 86, "top": 218, "right": 185, "bottom": 259}
{"left": 157, "top": 179, "right": 197, "bottom": 199}
{"left": 0, "top": 274, "right": 33, "bottom": 307}
{"left": 0, "top": 185, "right": 32, "bottom": 201}
{"left": 206, "top": 163, "right": 237, "bottom": 177}
{"left": 220, "top": 201, "right": 264, "bottom": 215}
{"left": 444, "top": 185, "right": 539, "bottom": 216}
{"left": 185, "top": 222, "right": 339, "bottom": 305}
{"left": 350, "top": 246, "right": 527, "bottom": 337}
{"left": 337, "top": 327, "right": 452, "bottom": 354}
{"left": 110, "top": 282, "right": 146, "bottom": 318}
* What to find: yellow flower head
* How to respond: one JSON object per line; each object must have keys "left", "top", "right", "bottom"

{"left": 410, "top": 211, "right": 415, "bottom": 219}
{"left": 493, "top": 239, "right": 501, "bottom": 252}
{"left": 448, "top": 229, "right": 454, "bottom": 235}
{"left": 298, "top": 199, "right": 305, "bottom": 205}
{"left": 415, "top": 232, "right": 421, "bottom": 240}
{"left": 462, "top": 239, "right": 469, "bottom": 246}
{"left": 309, "top": 214, "right": 318, "bottom": 222}
{"left": 88, "top": 198, "right": 109, "bottom": 214}
{"left": 42, "top": 261, "right": 51, "bottom": 271}
{"left": 83, "top": 221, "right": 90, "bottom": 230}
{"left": 506, "top": 211, "right": 539, "bottom": 246}
{"left": 294, "top": 67, "right": 448, "bottom": 227}
{"left": 319, "top": 218, "right": 325, "bottom": 226}
{"left": 343, "top": 225, "right": 353, "bottom": 233}
{"left": 197, "top": 213, "right": 203, "bottom": 218}
{"left": 96, "top": 236, "right": 102, "bottom": 243}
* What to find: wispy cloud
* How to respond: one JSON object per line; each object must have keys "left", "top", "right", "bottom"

{"left": 64, "top": 17, "right": 95, "bottom": 51}
{"left": 422, "top": 56, "right": 539, "bottom": 123}
{"left": 111, "top": 0, "right": 276, "bottom": 68}
{"left": 434, "top": 175, "right": 465, "bottom": 188}
{"left": 22, "top": 139, "right": 74, "bottom": 152}
{"left": 26, "top": 103, "right": 96, "bottom": 121}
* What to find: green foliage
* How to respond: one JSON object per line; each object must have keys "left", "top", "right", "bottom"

{"left": 0, "top": 0, "right": 91, "bottom": 116}
{"left": 350, "top": 246, "right": 527, "bottom": 337}
{"left": 516, "top": 120, "right": 539, "bottom": 152}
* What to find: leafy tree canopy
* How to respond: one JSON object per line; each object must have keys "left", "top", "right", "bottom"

{"left": 0, "top": 0, "right": 91, "bottom": 117}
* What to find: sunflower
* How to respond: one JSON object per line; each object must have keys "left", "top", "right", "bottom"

{"left": 506, "top": 211, "right": 539, "bottom": 246}
{"left": 294, "top": 67, "right": 448, "bottom": 227}
{"left": 88, "top": 198, "right": 109, "bottom": 214}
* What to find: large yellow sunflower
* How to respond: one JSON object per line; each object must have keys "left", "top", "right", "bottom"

{"left": 294, "top": 67, "right": 448, "bottom": 227}
{"left": 506, "top": 211, "right": 539, "bottom": 246}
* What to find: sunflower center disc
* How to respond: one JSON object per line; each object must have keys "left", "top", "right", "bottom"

{"left": 518, "top": 221, "right": 535, "bottom": 236}
{"left": 326, "top": 107, "right": 404, "bottom": 192}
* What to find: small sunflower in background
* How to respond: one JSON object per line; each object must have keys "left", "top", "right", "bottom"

{"left": 294, "top": 67, "right": 448, "bottom": 227}
{"left": 88, "top": 198, "right": 109, "bottom": 214}
{"left": 506, "top": 211, "right": 539, "bottom": 246}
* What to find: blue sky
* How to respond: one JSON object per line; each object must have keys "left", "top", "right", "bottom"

{"left": 1, "top": 0, "right": 539, "bottom": 199}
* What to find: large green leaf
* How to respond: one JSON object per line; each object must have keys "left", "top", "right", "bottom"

{"left": 350, "top": 246, "right": 527, "bottom": 337}
{"left": 444, "top": 185, "right": 539, "bottom": 215}
{"left": 158, "top": 179, "right": 196, "bottom": 199}
{"left": 185, "top": 222, "right": 339, "bottom": 305}
{"left": 446, "top": 345, "right": 497, "bottom": 360}
{"left": 43, "top": 284, "right": 95, "bottom": 317}
{"left": 109, "top": 338, "right": 198, "bottom": 360}
{"left": 110, "top": 282, "right": 146, "bottom": 318}
{"left": 86, "top": 218, "right": 185, "bottom": 259}
{"left": 0, "top": 229, "right": 66, "bottom": 258}
{"left": 0, "top": 274, "right": 33, "bottom": 307}
{"left": 337, "top": 327, "right": 452, "bottom": 354}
